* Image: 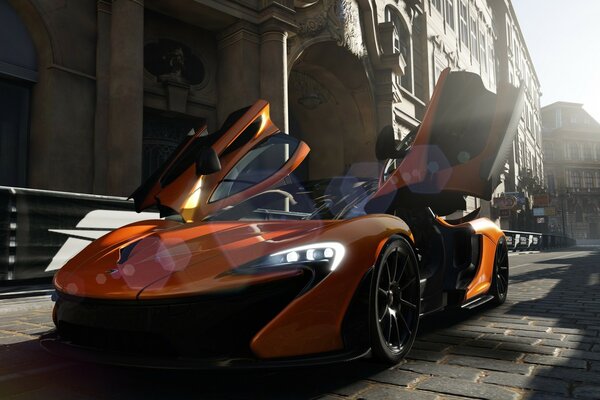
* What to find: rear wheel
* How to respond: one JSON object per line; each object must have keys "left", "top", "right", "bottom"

{"left": 490, "top": 237, "right": 509, "bottom": 305}
{"left": 370, "top": 237, "right": 420, "bottom": 363}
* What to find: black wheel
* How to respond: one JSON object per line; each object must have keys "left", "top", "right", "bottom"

{"left": 370, "top": 237, "right": 420, "bottom": 363}
{"left": 490, "top": 237, "right": 509, "bottom": 305}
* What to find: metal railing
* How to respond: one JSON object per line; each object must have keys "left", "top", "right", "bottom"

{"left": 0, "top": 186, "right": 153, "bottom": 281}
{"left": 503, "top": 230, "right": 575, "bottom": 252}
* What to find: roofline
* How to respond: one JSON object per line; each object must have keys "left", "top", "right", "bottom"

{"left": 541, "top": 101, "right": 600, "bottom": 127}
{"left": 506, "top": 0, "right": 541, "bottom": 87}
{"left": 542, "top": 101, "right": 585, "bottom": 110}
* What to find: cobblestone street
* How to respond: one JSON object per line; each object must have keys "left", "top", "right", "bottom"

{"left": 1, "top": 248, "right": 600, "bottom": 399}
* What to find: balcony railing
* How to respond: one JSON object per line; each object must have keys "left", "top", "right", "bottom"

{"left": 563, "top": 186, "right": 600, "bottom": 194}
{"left": 544, "top": 154, "right": 600, "bottom": 163}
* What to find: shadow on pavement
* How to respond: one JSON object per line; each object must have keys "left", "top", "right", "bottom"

{"left": 502, "top": 248, "right": 600, "bottom": 398}
{"left": 0, "top": 306, "right": 488, "bottom": 399}
{"left": 0, "top": 337, "right": 389, "bottom": 399}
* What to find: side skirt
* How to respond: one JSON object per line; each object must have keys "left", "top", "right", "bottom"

{"left": 461, "top": 294, "right": 494, "bottom": 310}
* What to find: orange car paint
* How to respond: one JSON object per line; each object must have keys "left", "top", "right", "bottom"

{"left": 250, "top": 215, "right": 411, "bottom": 359}
{"left": 435, "top": 216, "right": 505, "bottom": 300}
{"left": 55, "top": 219, "right": 328, "bottom": 300}
{"left": 52, "top": 74, "right": 515, "bottom": 362}
{"left": 464, "top": 217, "right": 505, "bottom": 300}
{"left": 54, "top": 212, "right": 412, "bottom": 358}
{"left": 53, "top": 219, "right": 181, "bottom": 297}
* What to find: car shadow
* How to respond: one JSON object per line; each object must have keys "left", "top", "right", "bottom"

{"left": 0, "top": 338, "right": 383, "bottom": 399}
{"left": 0, "top": 307, "right": 487, "bottom": 399}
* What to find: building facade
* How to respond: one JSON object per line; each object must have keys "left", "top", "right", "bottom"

{"left": 542, "top": 102, "right": 600, "bottom": 239}
{"left": 0, "top": 0, "right": 542, "bottom": 228}
{"left": 490, "top": 0, "right": 544, "bottom": 230}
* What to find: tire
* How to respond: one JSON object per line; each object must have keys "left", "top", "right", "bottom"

{"left": 490, "top": 236, "right": 509, "bottom": 305}
{"left": 370, "top": 237, "right": 420, "bottom": 364}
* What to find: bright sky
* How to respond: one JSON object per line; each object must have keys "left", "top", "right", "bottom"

{"left": 512, "top": 0, "right": 600, "bottom": 122}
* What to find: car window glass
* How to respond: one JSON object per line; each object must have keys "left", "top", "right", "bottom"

{"left": 209, "top": 133, "right": 299, "bottom": 203}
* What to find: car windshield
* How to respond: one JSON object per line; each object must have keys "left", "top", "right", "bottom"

{"left": 205, "top": 176, "right": 379, "bottom": 222}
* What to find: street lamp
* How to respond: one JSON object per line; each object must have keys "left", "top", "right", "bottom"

{"left": 559, "top": 189, "right": 570, "bottom": 237}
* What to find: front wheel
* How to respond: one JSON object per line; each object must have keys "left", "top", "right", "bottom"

{"left": 490, "top": 237, "right": 509, "bottom": 305}
{"left": 370, "top": 237, "right": 420, "bottom": 363}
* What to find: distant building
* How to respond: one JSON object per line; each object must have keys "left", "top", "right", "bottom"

{"left": 541, "top": 102, "right": 600, "bottom": 239}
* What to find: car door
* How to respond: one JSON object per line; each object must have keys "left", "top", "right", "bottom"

{"left": 131, "top": 100, "right": 310, "bottom": 221}
{"left": 366, "top": 68, "right": 525, "bottom": 214}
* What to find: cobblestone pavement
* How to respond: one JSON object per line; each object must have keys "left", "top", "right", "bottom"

{"left": 1, "top": 248, "right": 600, "bottom": 399}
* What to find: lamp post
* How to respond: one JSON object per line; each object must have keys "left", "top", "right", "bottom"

{"left": 559, "top": 189, "right": 570, "bottom": 237}
{"left": 561, "top": 194, "right": 567, "bottom": 236}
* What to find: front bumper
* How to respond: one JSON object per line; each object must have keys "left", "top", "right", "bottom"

{"left": 48, "top": 274, "right": 311, "bottom": 362}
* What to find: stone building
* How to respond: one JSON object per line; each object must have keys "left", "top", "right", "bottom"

{"left": 541, "top": 102, "right": 600, "bottom": 239}
{"left": 0, "top": 0, "right": 542, "bottom": 227}
{"left": 490, "top": 0, "right": 543, "bottom": 230}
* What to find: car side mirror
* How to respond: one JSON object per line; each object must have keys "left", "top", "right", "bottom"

{"left": 196, "top": 147, "right": 221, "bottom": 175}
{"left": 375, "top": 126, "right": 398, "bottom": 161}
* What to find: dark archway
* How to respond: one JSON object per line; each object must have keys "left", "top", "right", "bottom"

{"left": 142, "top": 110, "right": 204, "bottom": 181}
{"left": 0, "top": 0, "right": 38, "bottom": 187}
{"left": 288, "top": 42, "right": 377, "bottom": 181}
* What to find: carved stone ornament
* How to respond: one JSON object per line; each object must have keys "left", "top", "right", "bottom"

{"left": 296, "top": 0, "right": 365, "bottom": 57}
{"left": 289, "top": 70, "right": 335, "bottom": 110}
{"left": 144, "top": 39, "right": 205, "bottom": 86}
{"left": 298, "top": 13, "right": 328, "bottom": 36}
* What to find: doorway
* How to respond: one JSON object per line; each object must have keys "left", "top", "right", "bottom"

{"left": 142, "top": 109, "right": 205, "bottom": 180}
{"left": 288, "top": 42, "right": 377, "bottom": 181}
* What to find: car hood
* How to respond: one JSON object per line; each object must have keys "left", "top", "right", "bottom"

{"left": 54, "top": 220, "right": 334, "bottom": 300}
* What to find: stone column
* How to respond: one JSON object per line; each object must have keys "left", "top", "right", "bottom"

{"left": 106, "top": 0, "right": 144, "bottom": 196}
{"left": 93, "top": 0, "right": 111, "bottom": 194}
{"left": 260, "top": 28, "right": 288, "bottom": 132}
{"left": 217, "top": 22, "right": 260, "bottom": 126}
{"left": 374, "top": 69, "right": 395, "bottom": 135}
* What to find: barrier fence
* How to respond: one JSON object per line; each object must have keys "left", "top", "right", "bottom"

{"left": 0, "top": 187, "right": 576, "bottom": 281}
{"left": 503, "top": 230, "right": 576, "bottom": 252}
{"left": 0, "top": 186, "right": 156, "bottom": 281}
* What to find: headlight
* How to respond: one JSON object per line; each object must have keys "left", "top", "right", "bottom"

{"left": 234, "top": 242, "right": 346, "bottom": 274}
{"left": 269, "top": 242, "right": 345, "bottom": 271}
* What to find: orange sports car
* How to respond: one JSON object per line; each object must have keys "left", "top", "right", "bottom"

{"left": 41, "top": 69, "right": 523, "bottom": 367}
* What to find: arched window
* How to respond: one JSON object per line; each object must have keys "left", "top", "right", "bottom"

{"left": 569, "top": 170, "right": 581, "bottom": 188}
{"left": 543, "top": 142, "right": 554, "bottom": 160}
{"left": 567, "top": 143, "right": 580, "bottom": 160}
{"left": 546, "top": 173, "right": 555, "bottom": 194}
{"left": 583, "top": 144, "right": 593, "bottom": 161}
{"left": 584, "top": 171, "right": 594, "bottom": 188}
{"left": 385, "top": 7, "right": 413, "bottom": 93}
{"left": 595, "top": 144, "right": 600, "bottom": 161}
{"left": 0, "top": 1, "right": 37, "bottom": 187}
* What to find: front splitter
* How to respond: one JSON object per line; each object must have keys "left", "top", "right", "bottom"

{"left": 40, "top": 331, "right": 370, "bottom": 370}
